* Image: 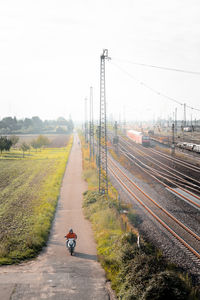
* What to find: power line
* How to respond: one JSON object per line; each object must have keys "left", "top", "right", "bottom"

{"left": 110, "top": 61, "right": 200, "bottom": 112}
{"left": 112, "top": 57, "right": 200, "bottom": 76}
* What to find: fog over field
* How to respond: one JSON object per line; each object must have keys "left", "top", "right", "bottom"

{"left": 0, "top": 0, "right": 200, "bottom": 122}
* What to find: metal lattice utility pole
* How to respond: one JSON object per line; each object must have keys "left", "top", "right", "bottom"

{"left": 84, "top": 97, "right": 88, "bottom": 143}
{"left": 96, "top": 125, "right": 100, "bottom": 167}
{"left": 89, "top": 86, "right": 94, "bottom": 160}
{"left": 98, "top": 49, "right": 110, "bottom": 195}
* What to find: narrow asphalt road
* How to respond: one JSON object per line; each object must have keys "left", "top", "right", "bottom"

{"left": 0, "top": 134, "right": 109, "bottom": 300}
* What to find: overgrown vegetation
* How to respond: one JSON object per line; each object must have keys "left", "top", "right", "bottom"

{"left": 81, "top": 134, "right": 199, "bottom": 299}
{"left": 0, "top": 134, "right": 50, "bottom": 156}
{"left": 0, "top": 116, "right": 74, "bottom": 134}
{"left": 0, "top": 135, "right": 73, "bottom": 264}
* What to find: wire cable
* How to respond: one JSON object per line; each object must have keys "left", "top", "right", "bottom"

{"left": 110, "top": 61, "right": 200, "bottom": 112}
{"left": 112, "top": 57, "right": 200, "bottom": 76}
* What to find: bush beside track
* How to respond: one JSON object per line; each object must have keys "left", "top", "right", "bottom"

{"left": 81, "top": 135, "right": 199, "bottom": 300}
{"left": 0, "top": 135, "right": 73, "bottom": 264}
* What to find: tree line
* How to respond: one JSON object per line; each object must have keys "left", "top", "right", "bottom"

{"left": 0, "top": 116, "right": 74, "bottom": 134}
{"left": 0, "top": 136, "right": 19, "bottom": 153}
{"left": 0, "top": 135, "right": 50, "bottom": 157}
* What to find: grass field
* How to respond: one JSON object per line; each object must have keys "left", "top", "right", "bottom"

{"left": 0, "top": 135, "right": 73, "bottom": 264}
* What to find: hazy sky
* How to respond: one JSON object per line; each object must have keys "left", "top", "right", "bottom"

{"left": 0, "top": 0, "right": 200, "bottom": 122}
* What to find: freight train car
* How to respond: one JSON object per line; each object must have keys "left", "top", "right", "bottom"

{"left": 177, "top": 142, "right": 200, "bottom": 153}
{"left": 127, "top": 130, "right": 150, "bottom": 146}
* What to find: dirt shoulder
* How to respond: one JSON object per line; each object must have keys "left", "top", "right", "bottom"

{"left": 0, "top": 134, "right": 109, "bottom": 300}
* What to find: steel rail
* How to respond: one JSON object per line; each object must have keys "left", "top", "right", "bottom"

{"left": 108, "top": 158, "right": 200, "bottom": 259}
{"left": 149, "top": 147, "right": 200, "bottom": 172}
{"left": 108, "top": 132, "right": 200, "bottom": 202}
{"left": 120, "top": 146, "right": 200, "bottom": 201}
{"left": 119, "top": 142, "right": 200, "bottom": 192}
{"left": 120, "top": 137, "right": 200, "bottom": 186}
{"left": 118, "top": 147, "right": 200, "bottom": 209}
{"left": 119, "top": 137, "right": 200, "bottom": 187}
{"left": 109, "top": 157, "right": 200, "bottom": 241}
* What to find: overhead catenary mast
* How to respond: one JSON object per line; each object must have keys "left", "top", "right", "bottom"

{"left": 98, "top": 49, "right": 110, "bottom": 195}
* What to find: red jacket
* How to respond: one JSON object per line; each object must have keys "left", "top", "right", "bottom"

{"left": 65, "top": 232, "right": 77, "bottom": 239}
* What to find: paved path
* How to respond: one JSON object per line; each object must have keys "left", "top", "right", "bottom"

{"left": 0, "top": 134, "right": 109, "bottom": 300}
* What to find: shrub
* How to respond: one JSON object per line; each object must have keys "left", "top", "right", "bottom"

{"left": 142, "top": 271, "right": 190, "bottom": 300}
{"left": 127, "top": 211, "right": 142, "bottom": 227}
{"left": 83, "top": 190, "right": 98, "bottom": 206}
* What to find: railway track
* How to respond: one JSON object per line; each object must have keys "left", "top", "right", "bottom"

{"left": 120, "top": 136, "right": 200, "bottom": 180}
{"left": 108, "top": 157, "right": 200, "bottom": 262}
{"left": 118, "top": 136, "right": 200, "bottom": 196}
{"left": 108, "top": 132, "right": 200, "bottom": 209}
{"left": 118, "top": 145, "right": 200, "bottom": 210}
{"left": 148, "top": 147, "right": 200, "bottom": 172}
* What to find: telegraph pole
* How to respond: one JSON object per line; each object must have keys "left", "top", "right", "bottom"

{"left": 98, "top": 49, "right": 110, "bottom": 195}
